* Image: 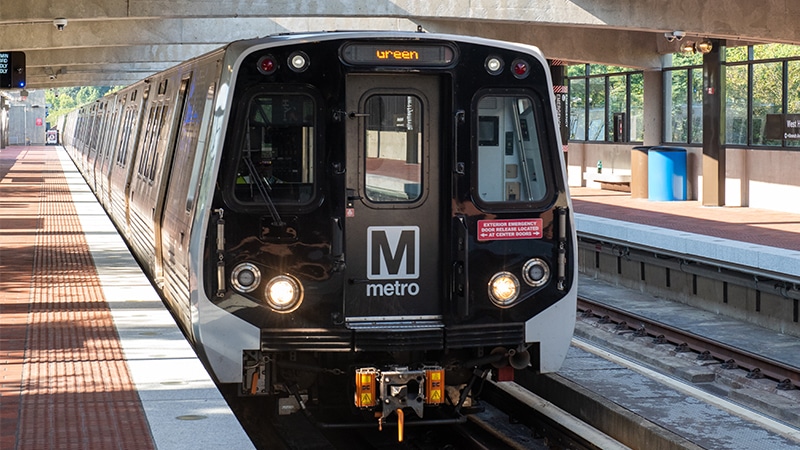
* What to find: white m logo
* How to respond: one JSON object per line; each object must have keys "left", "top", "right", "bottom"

{"left": 367, "top": 226, "right": 419, "bottom": 280}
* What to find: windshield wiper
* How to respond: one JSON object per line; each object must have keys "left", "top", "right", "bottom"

{"left": 242, "top": 155, "right": 284, "bottom": 226}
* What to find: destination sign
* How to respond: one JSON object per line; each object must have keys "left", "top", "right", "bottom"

{"left": 0, "top": 51, "right": 26, "bottom": 88}
{"left": 340, "top": 43, "right": 456, "bottom": 66}
{"left": 765, "top": 114, "right": 800, "bottom": 140}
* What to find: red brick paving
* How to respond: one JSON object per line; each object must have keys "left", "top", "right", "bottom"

{"left": 0, "top": 146, "right": 155, "bottom": 450}
{"left": 571, "top": 187, "right": 800, "bottom": 252}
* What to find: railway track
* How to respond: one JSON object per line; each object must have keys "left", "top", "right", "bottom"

{"left": 474, "top": 380, "right": 629, "bottom": 450}
{"left": 228, "top": 376, "right": 627, "bottom": 450}
{"left": 577, "top": 296, "right": 800, "bottom": 391}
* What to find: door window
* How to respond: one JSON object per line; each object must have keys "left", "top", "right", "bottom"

{"left": 364, "top": 95, "right": 422, "bottom": 202}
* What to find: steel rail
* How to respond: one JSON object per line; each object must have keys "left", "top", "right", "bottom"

{"left": 479, "top": 380, "right": 629, "bottom": 450}
{"left": 578, "top": 297, "right": 800, "bottom": 390}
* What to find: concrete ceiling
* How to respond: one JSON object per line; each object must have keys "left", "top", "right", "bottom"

{"left": 2, "top": 0, "right": 799, "bottom": 89}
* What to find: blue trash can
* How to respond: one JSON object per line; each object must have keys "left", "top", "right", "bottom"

{"left": 648, "top": 146, "right": 687, "bottom": 201}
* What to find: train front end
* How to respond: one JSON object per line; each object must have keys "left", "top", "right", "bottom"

{"left": 194, "top": 32, "right": 577, "bottom": 429}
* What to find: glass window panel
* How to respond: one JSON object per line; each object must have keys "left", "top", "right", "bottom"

{"left": 589, "top": 65, "right": 608, "bottom": 75}
{"left": 477, "top": 95, "right": 547, "bottom": 203}
{"left": 186, "top": 83, "right": 216, "bottom": 211}
{"left": 569, "top": 78, "right": 586, "bottom": 140}
{"left": 726, "top": 46, "right": 748, "bottom": 63}
{"left": 725, "top": 65, "right": 748, "bottom": 145}
{"left": 670, "top": 52, "right": 702, "bottom": 68}
{"left": 665, "top": 70, "right": 688, "bottom": 142}
{"left": 364, "top": 95, "right": 422, "bottom": 202}
{"left": 691, "top": 68, "right": 703, "bottom": 144}
{"left": 753, "top": 43, "right": 800, "bottom": 60}
{"left": 588, "top": 77, "right": 606, "bottom": 141}
{"left": 629, "top": 73, "right": 644, "bottom": 141}
{"left": 608, "top": 75, "right": 627, "bottom": 141}
{"left": 235, "top": 93, "right": 315, "bottom": 204}
{"left": 752, "top": 62, "right": 783, "bottom": 146}
{"left": 566, "top": 64, "right": 586, "bottom": 77}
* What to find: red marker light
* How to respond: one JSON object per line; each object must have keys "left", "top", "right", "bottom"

{"left": 257, "top": 55, "right": 278, "bottom": 75}
{"left": 512, "top": 59, "right": 529, "bottom": 79}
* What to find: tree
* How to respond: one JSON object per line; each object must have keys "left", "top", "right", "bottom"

{"left": 45, "top": 86, "right": 121, "bottom": 127}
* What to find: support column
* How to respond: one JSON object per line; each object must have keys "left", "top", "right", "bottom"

{"left": 632, "top": 70, "right": 663, "bottom": 198}
{"left": 702, "top": 40, "right": 726, "bottom": 206}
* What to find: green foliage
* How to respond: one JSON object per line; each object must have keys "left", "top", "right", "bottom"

{"left": 566, "top": 65, "right": 585, "bottom": 77}
{"left": 670, "top": 52, "right": 703, "bottom": 67}
{"left": 753, "top": 43, "right": 800, "bottom": 60}
{"left": 45, "top": 86, "right": 122, "bottom": 127}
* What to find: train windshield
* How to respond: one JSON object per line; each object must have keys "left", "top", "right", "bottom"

{"left": 476, "top": 94, "right": 548, "bottom": 203}
{"left": 234, "top": 93, "right": 315, "bottom": 205}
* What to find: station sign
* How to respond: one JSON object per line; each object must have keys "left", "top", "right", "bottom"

{"left": 477, "top": 218, "right": 544, "bottom": 241}
{"left": 0, "top": 51, "right": 26, "bottom": 89}
{"left": 765, "top": 114, "right": 800, "bottom": 140}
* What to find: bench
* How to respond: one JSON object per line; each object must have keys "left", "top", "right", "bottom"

{"left": 583, "top": 171, "right": 631, "bottom": 192}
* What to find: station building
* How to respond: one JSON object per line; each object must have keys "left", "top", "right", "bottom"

{"left": 563, "top": 43, "right": 800, "bottom": 214}
{"left": 1, "top": 90, "right": 46, "bottom": 147}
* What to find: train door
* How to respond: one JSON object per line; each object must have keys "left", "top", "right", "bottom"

{"left": 152, "top": 75, "right": 192, "bottom": 283}
{"left": 343, "top": 74, "right": 443, "bottom": 325}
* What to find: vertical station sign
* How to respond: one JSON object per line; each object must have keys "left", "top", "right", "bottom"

{"left": 0, "top": 51, "right": 26, "bottom": 88}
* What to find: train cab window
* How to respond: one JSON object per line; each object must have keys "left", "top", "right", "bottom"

{"left": 476, "top": 95, "right": 547, "bottom": 203}
{"left": 364, "top": 94, "right": 422, "bottom": 202}
{"left": 235, "top": 93, "right": 315, "bottom": 205}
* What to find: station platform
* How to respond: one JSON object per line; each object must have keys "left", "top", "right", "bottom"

{"left": 571, "top": 187, "right": 800, "bottom": 280}
{"left": 0, "top": 146, "right": 254, "bottom": 449}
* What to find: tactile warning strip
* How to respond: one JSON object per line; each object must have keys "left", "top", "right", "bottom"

{"left": 0, "top": 147, "right": 155, "bottom": 450}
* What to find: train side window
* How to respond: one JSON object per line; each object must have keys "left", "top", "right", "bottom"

{"left": 363, "top": 94, "right": 422, "bottom": 203}
{"left": 475, "top": 94, "right": 547, "bottom": 203}
{"left": 234, "top": 93, "right": 315, "bottom": 205}
{"left": 138, "top": 104, "right": 169, "bottom": 182}
{"left": 116, "top": 105, "right": 137, "bottom": 166}
{"left": 186, "top": 83, "right": 216, "bottom": 212}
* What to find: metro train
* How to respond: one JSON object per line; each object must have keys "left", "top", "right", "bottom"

{"left": 60, "top": 30, "right": 577, "bottom": 432}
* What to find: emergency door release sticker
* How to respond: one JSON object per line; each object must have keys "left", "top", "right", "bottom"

{"left": 477, "top": 218, "right": 543, "bottom": 241}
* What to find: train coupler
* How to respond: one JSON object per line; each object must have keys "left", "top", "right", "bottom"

{"left": 354, "top": 365, "right": 445, "bottom": 440}
{"left": 355, "top": 365, "right": 444, "bottom": 420}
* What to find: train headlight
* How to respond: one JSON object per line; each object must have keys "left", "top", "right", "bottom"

{"left": 288, "top": 51, "right": 310, "bottom": 72}
{"left": 231, "top": 263, "right": 261, "bottom": 293}
{"left": 485, "top": 56, "right": 504, "bottom": 75}
{"left": 522, "top": 258, "right": 550, "bottom": 287}
{"left": 488, "top": 272, "right": 519, "bottom": 307}
{"left": 265, "top": 275, "right": 303, "bottom": 312}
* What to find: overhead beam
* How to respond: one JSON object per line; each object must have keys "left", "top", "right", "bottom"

{"left": 24, "top": 45, "right": 218, "bottom": 68}
{"left": 5, "top": 1, "right": 800, "bottom": 44}
{"left": 2, "top": 1, "right": 799, "bottom": 88}
{"left": 419, "top": 20, "right": 664, "bottom": 69}
{"left": 0, "top": 17, "right": 418, "bottom": 53}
